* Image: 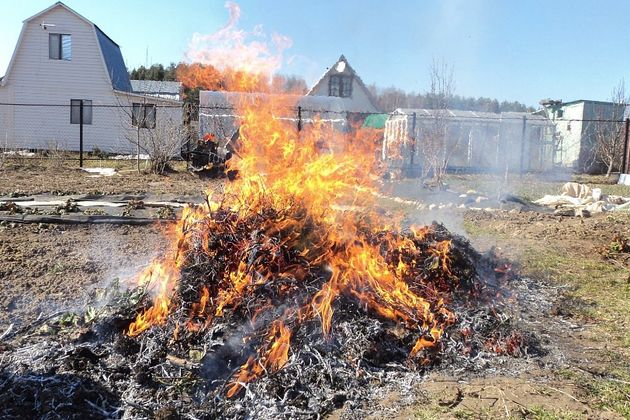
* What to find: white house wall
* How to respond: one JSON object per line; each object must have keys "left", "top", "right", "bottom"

{"left": 0, "top": 85, "right": 14, "bottom": 148}
{"left": 114, "top": 92, "right": 184, "bottom": 154}
{"left": 553, "top": 103, "right": 584, "bottom": 168}
{"left": 0, "top": 5, "right": 182, "bottom": 153}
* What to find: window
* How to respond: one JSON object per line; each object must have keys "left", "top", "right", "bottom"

{"left": 70, "top": 100, "right": 92, "bottom": 124}
{"left": 132, "top": 103, "right": 156, "bottom": 128}
{"left": 340, "top": 76, "right": 352, "bottom": 97}
{"left": 329, "top": 75, "right": 352, "bottom": 98}
{"left": 556, "top": 109, "right": 564, "bottom": 118}
{"left": 49, "top": 34, "right": 71, "bottom": 60}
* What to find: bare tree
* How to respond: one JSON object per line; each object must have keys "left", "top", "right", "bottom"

{"left": 591, "top": 80, "right": 627, "bottom": 177}
{"left": 117, "top": 95, "right": 188, "bottom": 174}
{"left": 142, "top": 114, "right": 190, "bottom": 174}
{"left": 419, "top": 58, "right": 456, "bottom": 189}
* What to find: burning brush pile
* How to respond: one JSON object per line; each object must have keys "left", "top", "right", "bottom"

{"left": 0, "top": 92, "right": 541, "bottom": 419}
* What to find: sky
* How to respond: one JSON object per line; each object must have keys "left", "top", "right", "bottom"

{"left": 1, "top": 0, "right": 630, "bottom": 107}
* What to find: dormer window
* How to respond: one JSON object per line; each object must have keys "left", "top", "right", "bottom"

{"left": 49, "top": 33, "right": 71, "bottom": 60}
{"left": 329, "top": 75, "right": 352, "bottom": 98}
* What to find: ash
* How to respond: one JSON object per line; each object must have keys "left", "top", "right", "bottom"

{"left": 0, "top": 220, "right": 562, "bottom": 419}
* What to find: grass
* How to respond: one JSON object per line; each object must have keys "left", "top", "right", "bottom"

{"left": 462, "top": 215, "right": 630, "bottom": 417}
{"left": 520, "top": 247, "right": 630, "bottom": 348}
{"left": 414, "top": 403, "right": 587, "bottom": 419}
{"left": 556, "top": 364, "right": 630, "bottom": 418}
{"left": 462, "top": 216, "right": 629, "bottom": 350}
{"left": 524, "top": 406, "right": 585, "bottom": 420}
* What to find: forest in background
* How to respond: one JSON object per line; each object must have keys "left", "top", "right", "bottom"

{"left": 129, "top": 63, "right": 535, "bottom": 113}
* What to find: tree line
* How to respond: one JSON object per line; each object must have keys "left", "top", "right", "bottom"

{"left": 129, "top": 63, "right": 534, "bottom": 113}
{"left": 367, "top": 85, "right": 534, "bottom": 113}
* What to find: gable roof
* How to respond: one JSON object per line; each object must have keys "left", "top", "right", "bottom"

{"left": 1, "top": 2, "right": 131, "bottom": 91}
{"left": 23, "top": 1, "right": 92, "bottom": 25}
{"left": 306, "top": 55, "right": 380, "bottom": 112}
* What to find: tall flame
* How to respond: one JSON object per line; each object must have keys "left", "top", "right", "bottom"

{"left": 127, "top": 3, "right": 457, "bottom": 397}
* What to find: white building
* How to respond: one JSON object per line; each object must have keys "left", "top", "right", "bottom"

{"left": 130, "top": 80, "right": 182, "bottom": 101}
{"left": 0, "top": 2, "right": 182, "bottom": 153}
{"left": 541, "top": 99, "right": 625, "bottom": 172}
{"left": 307, "top": 55, "right": 380, "bottom": 114}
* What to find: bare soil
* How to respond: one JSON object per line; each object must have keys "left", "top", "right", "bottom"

{"left": 0, "top": 160, "right": 221, "bottom": 197}
{"left": 0, "top": 223, "right": 166, "bottom": 330}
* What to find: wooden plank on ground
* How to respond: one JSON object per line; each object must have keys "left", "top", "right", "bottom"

{"left": 0, "top": 214, "right": 171, "bottom": 225}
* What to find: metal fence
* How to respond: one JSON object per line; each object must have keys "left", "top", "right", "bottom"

{"left": 0, "top": 102, "right": 184, "bottom": 166}
{"left": 1, "top": 102, "right": 629, "bottom": 174}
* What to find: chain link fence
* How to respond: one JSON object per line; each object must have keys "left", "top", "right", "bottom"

{"left": 1, "top": 102, "right": 629, "bottom": 175}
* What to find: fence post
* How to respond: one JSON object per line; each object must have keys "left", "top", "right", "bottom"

{"left": 297, "top": 106, "right": 302, "bottom": 132}
{"left": 79, "top": 99, "right": 84, "bottom": 168}
{"left": 410, "top": 112, "right": 417, "bottom": 172}
{"left": 622, "top": 118, "right": 630, "bottom": 174}
{"left": 519, "top": 115, "right": 526, "bottom": 176}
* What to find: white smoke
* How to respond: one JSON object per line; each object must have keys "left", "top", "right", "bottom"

{"left": 184, "top": 1, "right": 293, "bottom": 77}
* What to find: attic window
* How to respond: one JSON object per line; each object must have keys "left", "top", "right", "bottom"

{"left": 329, "top": 75, "right": 352, "bottom": 98}
{"left": 49, "top": 34, "right": 71, "bottom": 61}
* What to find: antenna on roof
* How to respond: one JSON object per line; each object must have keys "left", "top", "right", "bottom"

{"left": 40, "top": 21, "right": 56, "bottom": 30}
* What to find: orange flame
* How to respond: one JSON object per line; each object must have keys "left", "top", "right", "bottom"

{"left": 127, "top": 261, "right": 180, "bottom": 337}
{"left": 128, "top": 66, "right": 456, "bottom": 394}
{"left": 227, "top": 320, "right": 292, "bottom": 397}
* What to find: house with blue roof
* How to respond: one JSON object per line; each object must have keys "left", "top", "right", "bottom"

{"left": 0, "top": 2, "right": 182, "bottom": 153}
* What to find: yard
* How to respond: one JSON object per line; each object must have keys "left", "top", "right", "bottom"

{"left": 0, "top": 158, "right": 628, "bottom": 418}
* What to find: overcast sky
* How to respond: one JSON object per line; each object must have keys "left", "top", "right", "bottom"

{"left": 2, "top": 0, "right": 630, "bottom": 107}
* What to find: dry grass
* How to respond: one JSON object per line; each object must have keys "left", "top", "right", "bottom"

{"left": 461, "top": 213, "right": 630, "bottom": 417}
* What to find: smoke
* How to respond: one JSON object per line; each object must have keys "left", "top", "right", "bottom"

{"left": 184, "top": 2, "right": 293, "bottom": 78}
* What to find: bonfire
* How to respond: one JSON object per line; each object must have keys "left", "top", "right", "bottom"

{"left": 0, "top": 73, "right": 537, "bottom": 419}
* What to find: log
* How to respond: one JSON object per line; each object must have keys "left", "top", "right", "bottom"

{"left": 0, "top": 196, "right": 34, "bottom": 202}
{"left": 0, "top": 214, "right": 172, "bottom": 225}
{"left": 1, "top": 199, "right": 187, "bottom": 208}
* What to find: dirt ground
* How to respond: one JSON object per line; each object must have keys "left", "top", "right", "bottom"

{"left": 0, "top": 159, "right": 221, "bottom": 197}
{"left": 1, "top": 161, "right": 629, "bottom": 418}
{"left": 0, "top": 223, "right": 167, "bottom": 329}
{"left": 411, "top": 210, "right": 630, "bottom": 419}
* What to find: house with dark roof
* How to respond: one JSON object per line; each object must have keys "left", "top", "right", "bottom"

{"left": 0, "top": 2, "right": 182, "bottom": 153}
